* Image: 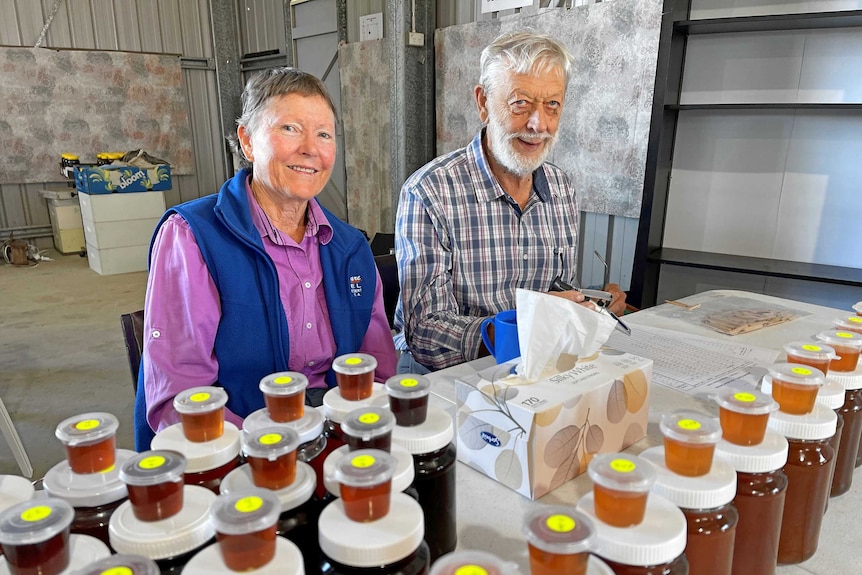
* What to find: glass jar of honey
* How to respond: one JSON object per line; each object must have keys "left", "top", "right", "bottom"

{"left": 783, "top": 341, "right": 837, "bottom": 376}
{"left": 342, "top": 407, "right": 396, "bottom": 452}
{"left": 640, "top": 447, "right": 737, "bottom": 575}
{"left": 332, "top": 354, "right": 378, "bottom": 401}
{"left": 209, "top": 489, "right": 282, "bottom": 572}
{"left": 173, "top": 387, "right": 229, "bottom": 443}
{"left": 0, "top": 498, "right": 75, "bottom": 575}
{"left": 833, "top": 315, "right": 862, "bottom": 335}
{"left": 523, "top": 506, "right": 595, "bottom": 575}
{"left": 587, "top": 453, "right": 656, "bottom": 528}
{"left": 332, "top": 450, "right": 397, "bottom": 522}
{"left": 324, "top": 444, "right": 415, "bottom": 500}
{"left": 119, "top": 450, "right": 187, "bottom": 522}
{"left": 55, "top": 413, "right": 120, "bottom": 474}
{"left": 385, "top": 375, "right": 431, "bottom": 427}
{"left": 659, "top": 411, "right": 722, "bottom": 477}
{"left": 242, "top": 427, "right": 301, "bottom": 491}
{"left": 259, "top": 372, "right": 309, "bottom": 423}
{"left": 816, "top": 331, "right": 862, "bottom": 373}
{"left": 151, "top": 422, "right": 241, "bottom": 494}
{"left": 766, "top": 364, "right": 826, "bottom": 415}
{"left": 825, "top": 372, "right": 862, "bottom": 496}
{"left": 715, "top": 388, "right": 777, "bottom": 446}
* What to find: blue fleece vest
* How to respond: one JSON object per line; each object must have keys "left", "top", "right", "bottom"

{"left": 134, "top": 169, "right": 376, "bottom": 449}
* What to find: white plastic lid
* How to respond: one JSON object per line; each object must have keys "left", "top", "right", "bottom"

{"left": 151, "top": 423, "right": 240, "bottom": 473}
{"left": 43, "top": 450, "right": 133, "bottom": 507}
{"left": 767, "top": 403, "right": 838, "bottom": 441}
{"left": 324, "top": 445, "right": 415, "bottom": 495}
{"left": 640, "top": 447, "right": 736, "bottom": 509}
{"left": 587, "top": 453, "right": 656, "bottom": 493}
{"left": 0, "top": 498, "right": 74, "bottom": 546}
{"left": 816, "top": 330, "right": 862, "bottom": 350}
{"left": 853, "top": 302, "right": 862, "bottom": 314}
{"left": 71, "top": 553, "right": 160, "bottom": 575}
{"left": 55, "top": 412, "right": 119, "bottom": 446}
{"left": 783, "top": 341, "right": 837, "bottom": 362}
{"left": 576, "top": 492, "right": 686, "bottom": 566}
{"left": 244, "top": 407, "right": 325, "bottom": 445}
{"left": 108, "top": 485, "right": 215, "bottom": 559}
{"left": 332, "top": 353, "right": 378, "bottom": 375}
{"left": 429, "top": 550, "right": 511, "bottom": 575}
{"left": 385, "top": 374, "right": 431, "bottom": 400}
{"left": 259, "top": 372, "right": 309, "bottom": 397}
{"left": 220, "top": 462, "right": 316, "bottom": 513}
{"left": 659, "top": 411, "right": 722, "bottom": 444}
{"left": 523, "top": 506, "right": 596, "bottom": 555}
{"left": 815, "top": 380, "right": 847, "bottom": 409}
{"left": 180, "top": 536, "right": 304, "bottom": 575}
{"left": 715, "top": 430, "right": 789, "bottom": 473}
{"left": 392, "top": 407, "right": 454, "bottom": 455}
{"left": 209, "top": 488, "right": 281, "bottom": 536}
{"left": 318, "top": 493, "right": 423, "bottom": 567}
{"left": 341, "top": 407, "right": 396, "bottom": 441}
{"left": 828, "top": 367, "right": 862, "bottom": 390}
{"left": 242, "top": 426, "right": 300, "bottom": 460}
{"left": 173, "top": 387, "right": 228, "bottom": 415}
{"left": 715, "top": 388, "right": 777, "bottom": 416}
{"left": 119, "top": 451, "right": 186, "bottom": 487}
{"left": 767, "top": 363, "right": 826, "bottom": 387}
{"left": 332, "top": 449, "right": 397, "bottom": 489}
{"left": 0, "top": 476, "right": 34, "bottom": 513}
{"left": 833, "top": 315, "right": 862, "bottom": 333}
{"left": 322, "top": 384, "right": 389, "bottom": 423}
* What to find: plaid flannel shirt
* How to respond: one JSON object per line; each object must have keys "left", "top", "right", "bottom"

{"left": 394, "top": 130, "right": 580, "bottom": 370}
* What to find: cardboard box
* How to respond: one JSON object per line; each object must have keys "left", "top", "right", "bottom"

{"left": 75, "top": 165, "right": 172, "bottom": 194}
{"left": 455, "top": 350, "right": 652, "bottom": 499}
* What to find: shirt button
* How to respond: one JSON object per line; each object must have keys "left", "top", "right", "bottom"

{"left": 523, "top": 253, "right": 528, "bottom": 260}
{"left": 151, "top": 330, "right": 160, "bottom": 338}
{"left": 308, "top": 361, "right": 315, "bottom": 367}
{"left": 304, "top": 282, "right": 311, "bottom": 288}
{"left": 306, "top": 322, "right": 312, "bottom": 329}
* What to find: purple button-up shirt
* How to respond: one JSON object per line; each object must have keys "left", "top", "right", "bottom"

{"left": 143, "top": 180, "right": 397, "bottom": 432}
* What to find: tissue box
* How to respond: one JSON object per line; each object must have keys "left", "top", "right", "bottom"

{"left": 455, "top": 350, "right": 652, "bottom": 499}
{"left": 75, "top": 165, "right": 172, "bottom": 194}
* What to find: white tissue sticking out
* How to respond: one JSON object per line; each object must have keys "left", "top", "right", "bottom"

{"left": 514, "top": 288, "right": 617, "bottom": 382}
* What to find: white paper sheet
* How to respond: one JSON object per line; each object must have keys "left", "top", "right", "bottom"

{"left": 606, "top": 325, "right": 780, "bottom": 399}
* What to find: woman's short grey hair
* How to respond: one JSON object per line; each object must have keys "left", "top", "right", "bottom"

{"left": 479, "top": 30, "right": 574, "bottom": 96}
{"left": 228, "top": 67, "right": 337, "bottom": 169}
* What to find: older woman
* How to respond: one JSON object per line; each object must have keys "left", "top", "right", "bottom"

{"left": 134, "top": 68, "right": 397, "bottom": 449}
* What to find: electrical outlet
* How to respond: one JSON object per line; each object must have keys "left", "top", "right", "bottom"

{"left": 407, "top": 32, "right": 425, "bottom": 47}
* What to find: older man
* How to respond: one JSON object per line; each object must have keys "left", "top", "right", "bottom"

{"left": 394, "top": 30, "right": 627, "bottom": 373}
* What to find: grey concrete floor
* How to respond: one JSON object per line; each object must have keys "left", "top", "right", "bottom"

{"left": 0, "top": 249, "right": 145, "bottom": 479}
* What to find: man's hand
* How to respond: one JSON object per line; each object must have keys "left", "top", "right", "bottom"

{"left": 603, "top": 283, "right": 627, "bottom": 316}
{"left": 548, "top": 289, "right": 597, "bottom": 311}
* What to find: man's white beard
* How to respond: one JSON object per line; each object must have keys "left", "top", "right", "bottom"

{"left": 486, "top": 111, "right": 556, "bottom": 177}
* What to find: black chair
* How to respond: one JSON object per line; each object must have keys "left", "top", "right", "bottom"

{"left": 369, "top": 232, "right": 395, "bottom": 256}
{"left": 374, "top": 254, "right": 399, "bottom": 329}
{"left": 120, "top": 309, "right": 145, "bottom": 393}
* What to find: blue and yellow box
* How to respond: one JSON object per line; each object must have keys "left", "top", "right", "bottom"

{"left": 75, "top": 165, "right": 172, "bottom": 194}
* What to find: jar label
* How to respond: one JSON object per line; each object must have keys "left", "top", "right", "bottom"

{"left": 139, "top": 455, "right": 166, "bottom": 470}
{"left": 75, "top": 419, "right": 100, "bottom": 431}
{"left": 733, "top": 392, "right": 757, "bottom": 403}
{"left": 801, "top": 344, "right": 821, "bottom": 352}
{"left": 273, "top": 376, "right": 293, "bottom": 385}
{"left": 545, "top": 514, "right": 575, "bottom": 533}
{"left": 358, "top": 413, "right": 380, "bottom": 425}
{"left": 259, "top": 433, "right": 283, "bottom": 445}
{"left": 235, "top": 496, "right": 263, "bottom": 513}
{"left": 400, "top": 378, "right": 419, "bottom": 388}
{"left": 454, "top": 567, "right": 488, "bottom": 575}
{"left": 21, "top": 506, "right": 51, "bottom": 522}
{"left": 189, "top": 392, "right": 211, "bottom": 402}
{"left": 677, "top": 418, "right": 701, "bottom": 430}
{"left": 836, "top": 332, "right": 853, "bottom": 339}
{"left": 610, "top": 459, "right": 635, "bottom": 473}
{"left": 101, "top": 568, "right": 133, "bottom": 575}
{"left": 351, "top": 454, "right": 376, "bottom": 468}
{"left": 791, "top": 367, "right": 812, "bottom": 376}
{"left": 345, "top": 357, "right": 362, "bottom": 365}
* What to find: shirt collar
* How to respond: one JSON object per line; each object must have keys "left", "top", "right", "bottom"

{"left": 245, "top": 175, "right": 333, "bottom": 245}
{"left": 468, "top": 128, "right": 552, "bottom": 204}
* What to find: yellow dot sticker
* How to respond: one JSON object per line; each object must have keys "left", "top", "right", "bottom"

{"left": 101, "top": 568, "right": 133, "bottom": 575}
{"left": 678, "top": 418, "right": 702, "bottom": 430}
{"left": 21, "top": 506, "right": 52, "bottom": 522}
{"left": 345, "top": 357, "right": 362, "bottom": 365}
{"left": 733, "top": 392, "right": 756, "bottom": 403}
{"left": 259, "top": 433, "right": 283, "bottom": 445}
{"left": 358, "top": 413, "right": 380, "bottom": 425}
{"left": 791, "top": 367, "right": 812, "bottom": 376}
{"left": 801, "top": 344, "right": 822, "bottom": 352}
{"left": 610, "top": 459, "right": 636, "bottom": 473}
{"left": 99, "top": 464, "right": 116, "bottom": 474}
{"left": 273, "top": 376, "right": 293, "bottom": 385}
{"left": 139, "top": 455, "right": 166, "bottom": 470}
{"left": 351, "top": 454, "right": 376, "bottom": 469}
{"left": 75, "top": 419, "right": 100, "bottom": 431}
{"left": 234, "top": 496, "right": 263, "bottom": 514}
{"left": 545, "top": 514, "right": 575, "bottom": 533}
{"left": 454, "top": 567, "right": 488, "bottom": 575}
{"left": 849, "top": 317, "right": 862, "bottom": 324}
{"left": 400, "top": 378, "right": 419, "bottom": 388}
{"left": 836, "top": 332, "right": 853, "bottom": 339}
{"left": 189, "top": 392, "right": 211, "bottom": 402}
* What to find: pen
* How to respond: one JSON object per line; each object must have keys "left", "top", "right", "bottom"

{"left": 606, "top": 308, "right": 632, "bottom": 336}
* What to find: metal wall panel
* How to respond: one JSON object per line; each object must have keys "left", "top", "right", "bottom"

{"left": 345, "top": 0, "right": 386, "bottom": 42}
{"left": 239, "top": 0, "right": 284, "bottom": 55}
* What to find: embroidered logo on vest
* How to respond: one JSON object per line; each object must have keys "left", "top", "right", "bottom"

{"left": 350, "top": 275, "right": 362, "bottom": 297}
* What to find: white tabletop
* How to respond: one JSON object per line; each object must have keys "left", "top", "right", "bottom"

{"left": 426, "top": 290, "right": 861, "bottom": 574}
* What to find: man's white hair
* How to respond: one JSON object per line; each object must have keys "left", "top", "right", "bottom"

{"left": 479, "top": 30, "right": 574, "bottom": 96}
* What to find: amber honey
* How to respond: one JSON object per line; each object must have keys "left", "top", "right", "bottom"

{"left": 786, "top": 354, "right": 831, "bottom": 375}
{"left": 340, "top": 480, "right": 392, "bottom": 522}
{"left": 528, "top": 543, "right": 588, "bottom": 575}
{"left": 771, "top": 379, "right": 819, "bottom": 415}
{"left": 592, "top": 483, "right": 646, "bottom": 527}
{"left": 216, "top": 525, "right": 278, "bottom": 571}
{"left": 265, "top": 391, "right": 305, "bottom": 422}
{"left": 830, "top": 344, "right": 861, "bottom": 372}
{"left": 1, "top": 530, "right": 70, "bottom": 575}
{"left": 336, "top": 371, "right": 375, "bottom": 401}
{"left": 247, "top": 450, "right": 298, "bottom": 490}
{"left": 180, "top": 408, "right": 224, "bottom": 442}
{"left": 127, "top": 480, "right": 183, "bottom": 522}
{"left": 65, "top": 436, "right": 116, "bottom": 474}
{"left": 662, "top": 437, "right": 715, "bottom": 476}
{"left": 719, "top": 408, "right": 770, "bottom": 446}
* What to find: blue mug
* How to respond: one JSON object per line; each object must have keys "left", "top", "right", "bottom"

{"left": 481, "top": 310, "right": 520, "bottom": 364}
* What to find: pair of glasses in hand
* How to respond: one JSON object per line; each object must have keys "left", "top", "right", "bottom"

{"left": 549, "top": 277, "right": 630, "bottom": 335}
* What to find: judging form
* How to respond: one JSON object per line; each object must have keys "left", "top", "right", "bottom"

{"left": 607, "top": 325, "right": 781, "bottom": 398}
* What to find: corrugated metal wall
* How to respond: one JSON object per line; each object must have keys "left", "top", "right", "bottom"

{"left": 0, "top": 0, "right": 228, "bottom": 246}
